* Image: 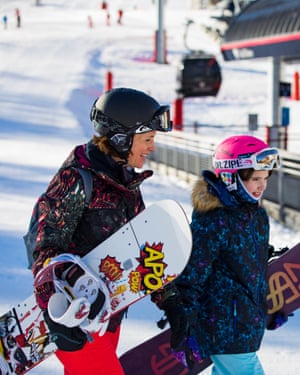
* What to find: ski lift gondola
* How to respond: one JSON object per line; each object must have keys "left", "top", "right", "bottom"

{"left": 176, "top": 51, "right": 222, "bottom": 98}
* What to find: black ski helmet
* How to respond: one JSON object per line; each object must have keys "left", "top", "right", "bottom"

{"left": 90, "top": 88, "right": 172, "bottom": 157}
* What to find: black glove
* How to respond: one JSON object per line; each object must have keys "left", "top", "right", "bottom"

{"left": 161, "top": 295, "right": 188, "bottom": 349}
{"left": 44, "top": 311, "right": 87, "bottom": 351}
{"left": 267, "top": 311, "right": 290, "bottom": 330}
{"left": 171, "top": 335, "right": 202, "bottom": 370}
{"left": 152, "top": 285, "right": 188, "bottom": 349}
{"left": 152, "top": 285, "right": 203, "bottom": 370}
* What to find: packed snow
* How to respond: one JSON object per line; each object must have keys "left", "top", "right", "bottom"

{"left": 0, "top": 0, "right": 300, "bottom": 373}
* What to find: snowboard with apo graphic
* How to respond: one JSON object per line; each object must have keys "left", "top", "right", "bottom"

{"left": 0, "top": 200, "right": 192, "bottom": 375}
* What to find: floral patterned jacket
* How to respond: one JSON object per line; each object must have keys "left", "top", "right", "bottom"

{"left": 31, "top": 140, "right": 153, "bottom": 329}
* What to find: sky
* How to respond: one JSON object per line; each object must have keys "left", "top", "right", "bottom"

{"left": 0, "top": 0, "right": 300, "bottom": 374}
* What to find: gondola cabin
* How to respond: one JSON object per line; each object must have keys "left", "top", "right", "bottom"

{"left": 176, "top": 52, "right": 222, "bottom": 98}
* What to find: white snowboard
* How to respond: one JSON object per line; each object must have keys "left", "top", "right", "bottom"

{"left": 0, "top": 200, "right": 192, "bottom": 374}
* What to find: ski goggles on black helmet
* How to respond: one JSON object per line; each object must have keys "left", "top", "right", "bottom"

{"left": 132, "top": 105, "right": 173, "bottom": 134}
{"left": 90, "top": 103, "right": 172, "bottom": 136}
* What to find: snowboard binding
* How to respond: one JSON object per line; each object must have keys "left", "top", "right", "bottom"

{"left": 34, "top": 254, "right": 111, "bottom": 335}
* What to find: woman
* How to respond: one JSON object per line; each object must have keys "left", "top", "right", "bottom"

{"left": 31, "top": 87, "right": 172, "bottom": 375}
{"left": 153, "top": 135, "right": 281, "bottom": 375}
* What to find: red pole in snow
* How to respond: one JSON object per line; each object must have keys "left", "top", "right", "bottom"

{"left": 105, "top": 70, "right": 113, "bottom": 91}
{"left": 292, "top": 71, "right": 300, "bottom": 101}
{"left": 173, "top": 97, "right": 183, "bottom": 131}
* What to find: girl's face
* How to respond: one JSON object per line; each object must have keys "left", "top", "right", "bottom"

{"left": 242, "top": 170, "right": 270, "bottom": 200}
{"left": 127, "top": 131, "right": 156, "bottom": 169}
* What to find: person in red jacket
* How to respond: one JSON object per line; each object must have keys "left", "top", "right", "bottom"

{"left": 31, "top": 88, "right": 172, "bottom": 375}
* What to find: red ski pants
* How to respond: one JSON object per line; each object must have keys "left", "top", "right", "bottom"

{"left": 56, "top": 326, "right": 124, "bottom": 375}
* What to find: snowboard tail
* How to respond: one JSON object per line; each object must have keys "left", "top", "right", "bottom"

{"left": 0, "top": 200, "right": 192, "bottom": 374}
{"left": 266, "top": 242, "right": 300, "bottom": 325}
{"left": 120, "top": 329, "right": 212, "bottom": 375}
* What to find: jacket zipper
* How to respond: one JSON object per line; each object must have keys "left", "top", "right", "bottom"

{"left": 233, "top": 297, "right": 237, "bottom": 335}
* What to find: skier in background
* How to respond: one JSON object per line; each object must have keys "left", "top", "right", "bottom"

{"left": 152, "top": 135, "right": 283, "bottom": 374}
{"left": 15, "top": 8, "right": 21, "bottom": 28}
{"left": 106, "top": 11, "right": 110, "bottom": 26}
{"left": 117, "top": 8, "right": 123, "bottom": 24}
{"left": 31, "top": 88, "right": 172, "bottom": 375}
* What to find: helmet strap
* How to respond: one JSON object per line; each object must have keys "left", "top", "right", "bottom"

{"left": 237, "top": 175, "right": 260, "bottom": 203}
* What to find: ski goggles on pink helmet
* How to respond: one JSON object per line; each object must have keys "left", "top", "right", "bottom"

{"left": 213, "top": 147, "right": 281, "bottom": 172}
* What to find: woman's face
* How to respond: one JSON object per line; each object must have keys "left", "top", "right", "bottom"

{"left": 242, "top": 170, "right": 270, "bottom": 200}
{"left": 127, "top": 131, "right": 156, "bottom": 169}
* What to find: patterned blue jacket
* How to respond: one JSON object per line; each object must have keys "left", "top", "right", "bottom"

{"left": 175, "top": 171, "right": 270, "bottom": 357}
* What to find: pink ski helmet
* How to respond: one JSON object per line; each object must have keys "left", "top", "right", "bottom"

{"left": 212, "top": 135, "right": 280, "bottom": 176}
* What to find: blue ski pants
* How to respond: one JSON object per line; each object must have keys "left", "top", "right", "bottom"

{"left": 210, "top": 352, "right": 265, "bottom": 375}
